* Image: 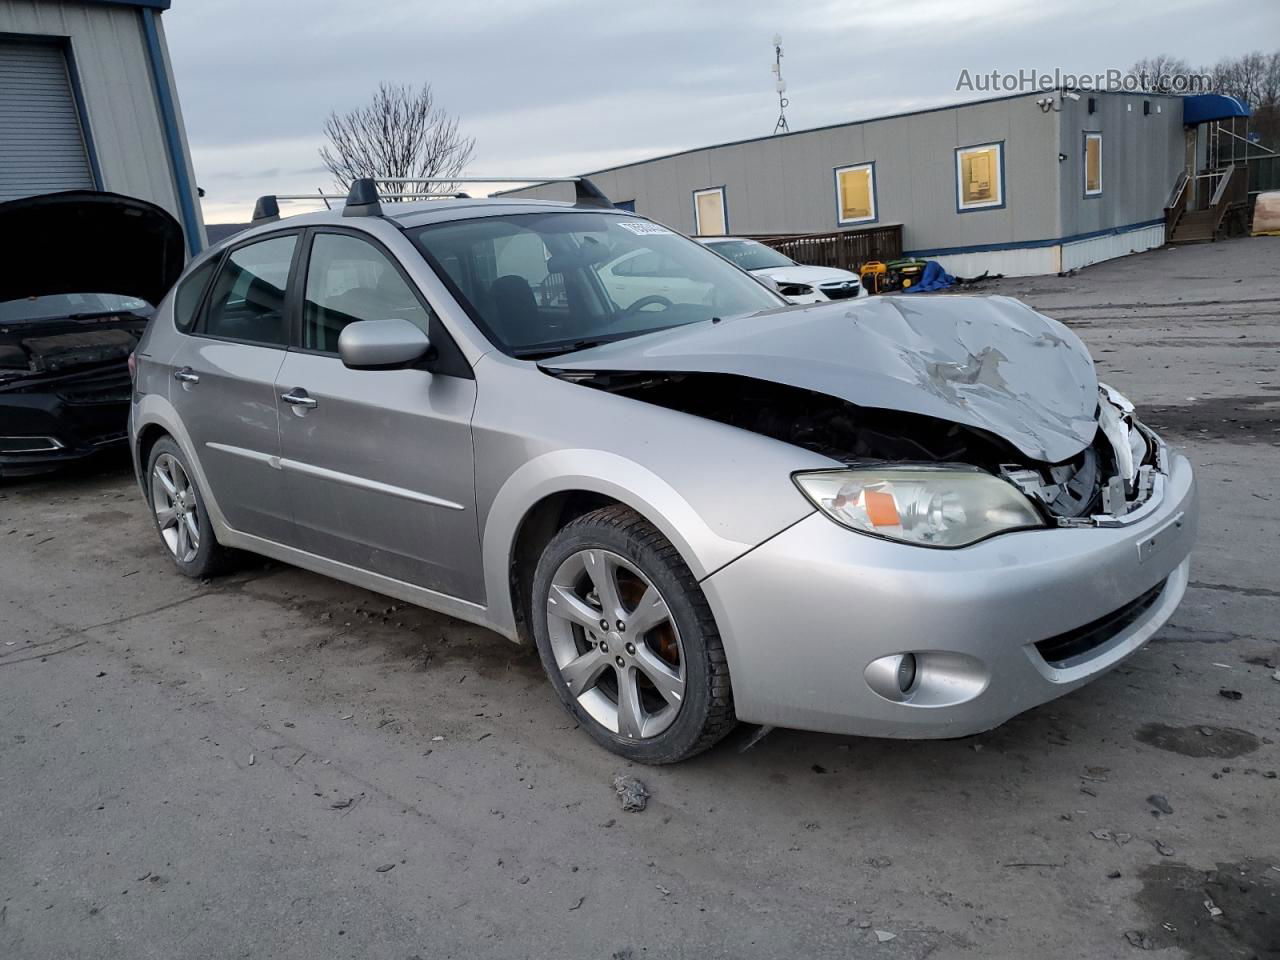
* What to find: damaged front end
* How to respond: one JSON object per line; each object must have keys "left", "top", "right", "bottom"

{"left": 551, "top": 367, "right": 1167, "bottom": 537}
{"left": 543, "top": 295, "right": 1171, "bottom": 539}
{"left": 1001, "top": 384, "right": 1166, "bottom": 528}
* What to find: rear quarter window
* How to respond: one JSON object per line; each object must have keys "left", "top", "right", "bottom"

{"left": 173, "top": 259, "right": 216, "bottom": 333}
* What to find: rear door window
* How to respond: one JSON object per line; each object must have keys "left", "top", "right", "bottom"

{"left": 201, "top": 235, "right": 297, "bottom": 346}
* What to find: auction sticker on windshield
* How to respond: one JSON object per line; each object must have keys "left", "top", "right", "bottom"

{"left": 617, "top": 221, "right": 672, "bottom": 236}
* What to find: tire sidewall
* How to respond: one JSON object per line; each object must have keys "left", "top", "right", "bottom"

{"left": 531, "top": 517, "right": 716, "bottom": 764}
{"left": 145, "top": 437, "right": 220, "bottom": 578}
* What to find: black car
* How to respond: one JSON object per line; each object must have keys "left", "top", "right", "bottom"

{"left": 0, "top": 191, "right": 184, "bottom": 476}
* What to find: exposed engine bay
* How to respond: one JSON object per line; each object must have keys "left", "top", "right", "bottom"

{"left": 555, "top": 369, "right": 1162, "bottom": 526}
{"left": 0, "top": 316, "right": 144, "bottom": 386}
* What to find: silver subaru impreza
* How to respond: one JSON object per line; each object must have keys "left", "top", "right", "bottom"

{"left": 129, "top": 178, "right": 1197, "bottom": 763}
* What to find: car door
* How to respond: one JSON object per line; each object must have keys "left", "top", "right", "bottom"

{"left": 168, "top": 232, "right": 299, "bottom": 543}
{"left": 274, "top": 228, "right": 482, "bottom": 601}
{"left": 598, "top": 249, "right": 712, "bottom": 310}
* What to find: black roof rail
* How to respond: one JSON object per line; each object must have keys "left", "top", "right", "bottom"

{"left": 254, "top": 176, "right": 614, "bottom": 225}
{"left": 342, "top": 178, "right": 382, "bottom": 218}
{"left": 359, "top": 176, "right": 614, "bottom": 209}
{"left": 251, "top": 195, "right": 280, "bottom": 224}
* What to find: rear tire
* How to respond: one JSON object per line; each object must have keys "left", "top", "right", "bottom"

{"left": 145, "top": 437, "right": 233, "bottom": 579}
{"left": 530, "top": 505, "right": 736, "bottom": 763}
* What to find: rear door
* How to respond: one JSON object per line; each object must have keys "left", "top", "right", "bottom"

{"left": 169, "top": 232, "right": 299, "bottom": 543}
{"left": 273, "top": 228, "right": 482, "bottom": 601}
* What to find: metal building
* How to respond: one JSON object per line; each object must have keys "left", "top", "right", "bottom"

{"left": 0, "top": 0, "right": 204, "bottom": 253}
{"left": 507, "top": 90, "right": 1193, "bottom": 278}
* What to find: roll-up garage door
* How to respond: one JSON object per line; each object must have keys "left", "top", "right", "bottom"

{"left": 0, "top": 39, "right": 96, "bottom": 202}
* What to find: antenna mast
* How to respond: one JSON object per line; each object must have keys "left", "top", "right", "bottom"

{"left": 771, "top": 34, "right": 790, "bottom": 134}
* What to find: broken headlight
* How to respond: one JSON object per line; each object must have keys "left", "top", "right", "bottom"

{"left": 793, "top": 466, "right": 1046, "bottom": 547}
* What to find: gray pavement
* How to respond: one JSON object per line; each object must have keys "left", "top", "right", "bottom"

{"left": 2, "top": 236, "right": 1277, "bottom": 959}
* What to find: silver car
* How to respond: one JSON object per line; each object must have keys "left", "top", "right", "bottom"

{"left": 129, "top": 178, "right": 1197, "bottom": 763}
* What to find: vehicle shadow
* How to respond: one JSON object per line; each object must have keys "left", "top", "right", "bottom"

{"left": 0, "top": 446, "right": 136, "bottom": 496}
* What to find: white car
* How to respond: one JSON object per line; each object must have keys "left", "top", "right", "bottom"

{"left": 699, "top": 237, "right": 868, "bottom": 303}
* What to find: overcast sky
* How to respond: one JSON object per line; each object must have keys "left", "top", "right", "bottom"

{"left": 164, "top": 0, "right": 1280, "bottom": 223}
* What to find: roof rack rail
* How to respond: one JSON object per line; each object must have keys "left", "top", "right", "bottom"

{"left": 251, "top": 189, "right": 461, "bottom": 224}
{"left": 251, "top": 175, "right": 612, "bottom": 225}
{"left": 341, "top": 176, "right": 613, "bottom": 218}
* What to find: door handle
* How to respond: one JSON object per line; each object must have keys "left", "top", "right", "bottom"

{"left": 280, "top": 388, "right": 318, "bottom": 409}
{"left": 173, "top": 367, "right": 200, "bottom": 384}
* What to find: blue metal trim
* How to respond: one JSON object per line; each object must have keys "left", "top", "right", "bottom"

{"left": 833, "top": 161, "right": 879, "bottom": 228}
{"left": 1083, "top": 131, "right": 1103, "bottom": 199}
{"left": 61, "top": 39, "right": 104, "bottom": 191}
{"left": 139, "top": 8, "right": 200, "bottom": 255}
{"left": 905, "top": 218, "right": 1164, "bottom": 258}
{"left": 692, "top": 185, "right": 727, "bottom": 236}
{"left": 954, "top": 140, "right": 1006, "bottom": 214}
{"left": 1182, "top": 94, "right": 1250, "bottom": 125}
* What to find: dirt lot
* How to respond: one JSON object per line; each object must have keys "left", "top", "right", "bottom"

{"left": 2, "top": 236, "right": 1277, "bottom": 960}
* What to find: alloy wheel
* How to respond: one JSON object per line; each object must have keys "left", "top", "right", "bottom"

{"left": 545, "top": 549, "right": 687, "bottom": 739}
{"left": 151, "top": 453, "right": 200, "bottom": 563}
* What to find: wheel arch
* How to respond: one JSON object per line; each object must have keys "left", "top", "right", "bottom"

{"left": 482, "top": 449, "right": 750, "bottom": 642}
{"left": 134, "top": 421, "right": 170, "bottom": 495}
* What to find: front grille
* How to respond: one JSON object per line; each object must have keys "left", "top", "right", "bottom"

{"left": 56, "top": 369, "right": 131, "bottom": 404}
{"left": 1034, "top": 579, "right": 1168, "bottom": 667}
{"left": 820, "top": 281, "right": 861, "bottom": 300}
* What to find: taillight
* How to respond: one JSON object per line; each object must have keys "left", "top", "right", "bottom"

{"left": 127, "top": 351, "right": 137, "bottom": 381}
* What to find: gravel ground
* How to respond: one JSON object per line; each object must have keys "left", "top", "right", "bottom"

{"left": 2, "top": 236, "right": 1277, "bottom": 959}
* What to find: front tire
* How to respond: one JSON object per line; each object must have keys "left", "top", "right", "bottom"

{"left": 146, "top": 437, "right": 232, "bottom": 579}
{"left": 530, "top": 505, "right": 736, "bottom": 763}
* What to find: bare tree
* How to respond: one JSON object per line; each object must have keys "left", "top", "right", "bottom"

{"left": 1130, "top": 54, "right": 1191, "bottom": 90}
{"left": 320, "top": 82, "right": 475, "bottom": 199}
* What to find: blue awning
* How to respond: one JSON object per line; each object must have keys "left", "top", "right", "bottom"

{"left": 1183, "top": 94, "right": 1250, "bottom": 125}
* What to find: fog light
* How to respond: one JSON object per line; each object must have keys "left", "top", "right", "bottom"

{"left": 897, "top": 653, "right": 917, "bottom": 693}
{"left": 864, "top": 651, "right": 988, "bottom": 706}
{"left": 0, "top": 436, "right": 64, "bottom": 453}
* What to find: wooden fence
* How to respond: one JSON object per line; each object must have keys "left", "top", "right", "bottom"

{"left": 747, "top": 224, "right": 903, "bottom": 272}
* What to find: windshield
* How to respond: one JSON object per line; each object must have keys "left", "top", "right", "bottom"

{"left": 0, "top": 293, "right": 152, "bottom": 324}
{"left": 409, "top": 212, "right": 783, "bottom": 356}
{"left": 702, "top": 239, "right": 795, "bottom": 271}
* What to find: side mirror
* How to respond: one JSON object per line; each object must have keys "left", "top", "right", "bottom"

{"left": 337, "top": 318, "right": 431, "bottom": 370}
{"left": 757, "top": 275, "right": 783, "bottom": 294}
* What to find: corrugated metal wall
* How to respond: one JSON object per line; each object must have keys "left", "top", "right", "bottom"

{"left": 0, "top": 38, "right": 95, "bottom": 201}
{"left": 0, "top": 0, "right": 204, "bottom": 246}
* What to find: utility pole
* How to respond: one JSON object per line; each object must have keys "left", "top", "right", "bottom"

{"left": 771, "top": 34, "right": 790, "bottom": 135}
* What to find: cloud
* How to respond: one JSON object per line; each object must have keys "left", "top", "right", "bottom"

{"left": 163, "top": 0, "right": 1280, "bottom": 222}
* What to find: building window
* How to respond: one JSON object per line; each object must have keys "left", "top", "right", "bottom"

{"left": 1084, "top": 132, "right": 1102, "bottom": 197}
{"left": 834, "top": 162, "right": 877, "bottom": 225}
{"left": 955, "top": 142, "right": 1004, "bottom": 211}
{"left": 693, "top": 186, "right": 727, "bottom": 236}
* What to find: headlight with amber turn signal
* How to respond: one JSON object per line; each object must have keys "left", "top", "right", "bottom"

{"left": 793, "top": 466, "right": 1046, "bottom": 547}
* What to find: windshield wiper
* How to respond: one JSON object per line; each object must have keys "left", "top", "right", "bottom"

{"left": 513, "top": 338, "right": 614, "bottom": 360}
{"left": 66, "top": 309, "right": 150, "bottom": 321}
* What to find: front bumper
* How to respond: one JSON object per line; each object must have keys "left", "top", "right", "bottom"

{"left": 0, "top": 369, "right": 131, "bottom": 476}
{"left": 702, "top": 452, "right": 1197, "bottom": 738}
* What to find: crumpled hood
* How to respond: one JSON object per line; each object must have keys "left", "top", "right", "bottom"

{"left": 751, "top": 264, "right": 860, "bottom": 287}
{"left": 544, "top": 295, "right": 1100, "bottom": 463}
{"left": 0, "top": 190, "right": 184, "bottom": 306}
